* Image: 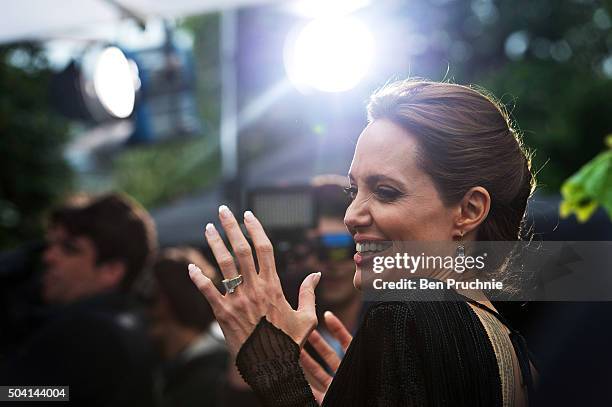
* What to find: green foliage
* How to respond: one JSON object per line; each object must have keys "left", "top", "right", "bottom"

{"left": 482, "top": 65, "right": 612, "bottom": 192}
{"left": 112, "top": 136, "right": 220, "bottom": 208}
{"left": 180, "top": 13, "right": 221, "bottom": 137}
{"left": 560, "top": 135, "right": 612, "bottom": 222}
{"left": 450, "top": 0, "right": 612, "bottom": 194}
{"left": 0, "top": 43, "right": 72, "bottom": 248}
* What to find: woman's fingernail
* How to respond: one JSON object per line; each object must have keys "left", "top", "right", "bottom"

{"left": 188, "top": 263, "right": 201, "bottom": 276}
{"left": 205, "top": 223, "right": 216, "bottom": 235}
{"left": 219, "top": 205, "right": 230, "bottom": 219}
{"left": 313, "top": 272, "right": 322, "bottom": 284}
{"left": 324, "top": 310, "right": 333, "bottom": 319}
{"left": 244, "top": 210, "right": 254, "bottom": 221}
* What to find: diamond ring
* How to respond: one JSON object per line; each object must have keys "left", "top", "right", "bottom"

{"left": 222, "top": 274, "right": 243, "bottom": 294}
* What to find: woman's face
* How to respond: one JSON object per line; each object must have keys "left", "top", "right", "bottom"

{"left": 345, "top": 119, "right": 459, "bottom": 288}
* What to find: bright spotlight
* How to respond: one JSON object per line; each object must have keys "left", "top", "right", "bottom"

{"left": 284, "top": 17, "right": 375, "bottom": 93}
{"left": 289, "top": 0, "right": 371, "bottom": 19}
{"left": 93, "top": 47, "right": 136, "bottom": 119}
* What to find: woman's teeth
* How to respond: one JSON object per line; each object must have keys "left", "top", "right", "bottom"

{"left": 356, "top": 241, "right": 392, "bottom": 254}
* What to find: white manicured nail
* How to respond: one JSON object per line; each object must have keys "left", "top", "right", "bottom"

{"left": 188, "top": 263, "right": 201, "bottom": 275}
{"left": 218, "top": 205, "right": 230, "bottom": 219}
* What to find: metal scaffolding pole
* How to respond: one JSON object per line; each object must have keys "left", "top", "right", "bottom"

{"left": 220, "top": 9, "right": 238, "bottom": 183}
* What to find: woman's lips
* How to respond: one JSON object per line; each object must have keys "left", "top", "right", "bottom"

{"left": 354, "top": 245, "right": 393, "bottom": 266}
{"left": 354, "top": 251, "right": 379, "bottom": 264}
{"left": 354, "top": 252, "right": 363, "bottom": 265}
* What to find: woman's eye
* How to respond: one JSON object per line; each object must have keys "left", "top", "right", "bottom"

{"left": 343, "top": 186, "right": 358, "bottom": 201}
{"left": 375, "top": 186, "right": 401, "bottom": 201}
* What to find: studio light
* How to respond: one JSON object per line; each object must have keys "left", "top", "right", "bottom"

{"left": 51, "top": 45, "right": 139, "bottom": 123}
{"left": 93, "top": 46, "right": 137, "bottom": 119}
{"left": 284, "top": 16, "right": 375, "bottom": 93}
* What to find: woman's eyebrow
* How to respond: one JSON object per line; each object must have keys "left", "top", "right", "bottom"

{"left": 349, "top": 172, "right": 405, "bottom": 187}
{"left": 365, "top": 174, "right": 403, "bottom": 185}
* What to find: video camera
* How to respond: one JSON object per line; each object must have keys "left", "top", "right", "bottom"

{"left": 246, "top": 185, "right": 354, "bottom": 267}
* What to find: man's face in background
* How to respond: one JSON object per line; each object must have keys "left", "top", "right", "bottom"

{"left": 42, "top": 225, "right": 102, "bottom": 304}
{"left": 306, "top": 216, "right": 358, "bottom": 308}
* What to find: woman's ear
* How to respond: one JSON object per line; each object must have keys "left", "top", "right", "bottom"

{"left": 455, "top": 186, "right": 491, "bottom": 239}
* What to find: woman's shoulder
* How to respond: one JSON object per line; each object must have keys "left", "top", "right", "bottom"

{"left": 356, "top": 294, "right": 502, "bottom": 405}
{"left": 365, "top": 287, "right": 470, "bottom": 321}
{"left": 362, "top": 290, "right": 486, "bottom": 343}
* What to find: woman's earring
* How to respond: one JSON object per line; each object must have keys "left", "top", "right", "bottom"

{"left": 456, "top": 231, "right": 465, "bottom": 257}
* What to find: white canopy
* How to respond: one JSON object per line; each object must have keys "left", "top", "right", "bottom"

{"left": 2, "top": 0, "right": 281, "bottom": 45}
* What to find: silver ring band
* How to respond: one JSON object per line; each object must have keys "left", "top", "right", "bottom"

{"left": 222, "top": 274, "right": 243, "bottom": 294}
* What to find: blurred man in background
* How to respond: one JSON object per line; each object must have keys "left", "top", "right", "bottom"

{"left": 306, "top": 175, "right": 362, "bottom": 350}
{"left": 278, "top": 175, "right": 362, "bottom": 341}
{"left": 0, "top": 193, "right": 158, "bottom": 406}
{"left": 148, "top": 247, "right": 227, "bottom": 407}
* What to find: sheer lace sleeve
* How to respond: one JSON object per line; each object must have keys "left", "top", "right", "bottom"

{"left": 235, "top": 317, "right": 318, "bottom": 407}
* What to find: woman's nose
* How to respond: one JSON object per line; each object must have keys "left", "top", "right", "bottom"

{"left": 344, "top": 197, "right": 372, "bottom": 232}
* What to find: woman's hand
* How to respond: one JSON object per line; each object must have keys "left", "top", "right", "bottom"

{"left": 300, "top": 311, "right": 353, "bottom": 404}
{"left": 188, "top": 206, "right": 321, "bottom": 358}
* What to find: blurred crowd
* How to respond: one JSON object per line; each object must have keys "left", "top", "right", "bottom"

{"left": 0, "top": 176, "right": 359, "bottom": 407}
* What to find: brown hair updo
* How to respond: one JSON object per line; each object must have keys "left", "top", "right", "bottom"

{"left": 367, "top": 79, "right": 536, "bottom": 241}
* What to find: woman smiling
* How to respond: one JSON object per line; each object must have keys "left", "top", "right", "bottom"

{"left": 189, "top": 79, "right": 536, "bottom": 406}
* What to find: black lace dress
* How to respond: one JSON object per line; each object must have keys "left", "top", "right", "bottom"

{"left": 236, "top": 289, "right": 534, "bottom": 407}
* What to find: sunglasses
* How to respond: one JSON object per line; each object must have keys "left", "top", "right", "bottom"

{"left": 297, "top": 233, "right": 355, "bottom": 262}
